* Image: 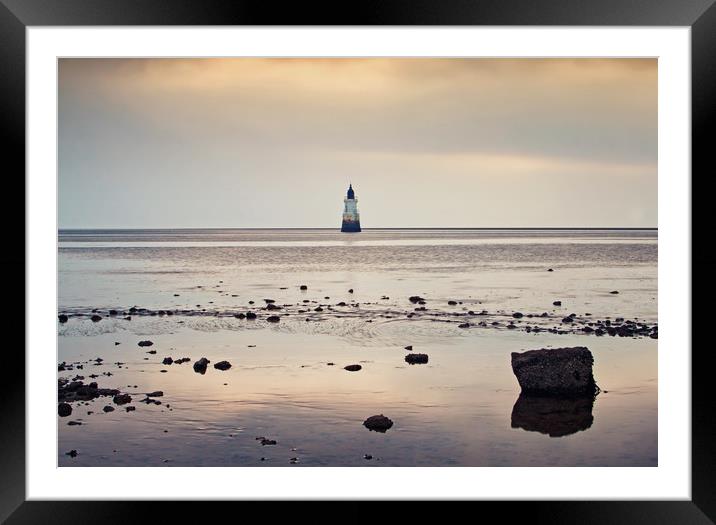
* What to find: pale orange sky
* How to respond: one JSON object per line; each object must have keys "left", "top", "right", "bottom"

{"left": 59, "top": 58, "right": 657, "bottom": 228}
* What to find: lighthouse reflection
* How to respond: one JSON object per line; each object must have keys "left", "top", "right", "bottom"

{"left": 511, "top": 393, "right": 596, "bottom": 437}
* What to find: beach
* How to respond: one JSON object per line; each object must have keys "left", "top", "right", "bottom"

{"left": 57, "top": 228, "right": 658, "bottom": 467}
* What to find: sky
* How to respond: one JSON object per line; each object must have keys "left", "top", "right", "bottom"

{"left": 58, "top": 58, "right": 657, "bottom": 228}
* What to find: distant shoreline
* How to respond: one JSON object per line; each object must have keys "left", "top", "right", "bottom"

{"left": 58, "top": 227, "right": 659, "bottom": 233}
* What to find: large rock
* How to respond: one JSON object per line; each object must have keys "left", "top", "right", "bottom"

{"left": 511, "top": 347, "right": 598, "bottom": 396}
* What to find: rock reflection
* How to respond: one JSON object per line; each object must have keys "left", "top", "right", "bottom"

{"left": 511, "top": 393, "right": 595, "bottom": 437}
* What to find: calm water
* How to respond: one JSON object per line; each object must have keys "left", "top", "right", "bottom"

{"left": 58, "top": 229, "right": 658, "bottom": 466}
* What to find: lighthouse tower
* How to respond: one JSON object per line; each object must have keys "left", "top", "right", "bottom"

{"left": 341, "top": 184, "right": 362, "bottom": 233}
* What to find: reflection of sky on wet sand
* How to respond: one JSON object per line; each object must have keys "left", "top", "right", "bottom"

{"left": 59, "top": 322, "right": 656, "bottom": 467}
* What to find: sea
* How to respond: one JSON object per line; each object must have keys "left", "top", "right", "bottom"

{"left": 58, "top": 228, "right": 658, "bottom": 466}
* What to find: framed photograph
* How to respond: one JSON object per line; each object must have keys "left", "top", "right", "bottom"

{"left": 4, "top": 0, "right": 709, "bottom": 521}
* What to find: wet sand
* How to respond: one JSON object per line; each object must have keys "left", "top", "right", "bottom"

{"left": 58, "top": 229, "right": 657, "bottom": 466}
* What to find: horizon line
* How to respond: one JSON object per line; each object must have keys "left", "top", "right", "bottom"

{"left": 58, "top": 226, "right": 658, "bottom": 231}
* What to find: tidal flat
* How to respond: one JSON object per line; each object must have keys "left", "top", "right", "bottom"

{"left": 58, "top": 229, "right": 657, "bottom": 467}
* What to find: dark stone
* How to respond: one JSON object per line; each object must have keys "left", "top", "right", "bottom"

{"left": 300, "top": 285, "right": 308, "bottom": 290}
{"left": 561, "top": 316, "right": 573, "bottom": 323}
{"left": 66, "top": 450, "right": 78, "bottom": 458}
{"left": 609, "top": 290, "right": 620, "bottom": 294}
{"left": 405, "top": 353, "right": 429, "bottom": 365}
{"left": 234, "top": 313, "right": 246, "bottom": 319}
{"left": 246, "top": 311, "right": 257, "bottom": 320}
{"left": 91, "top": 315, "right": 102, "bottom": 322}
{"left": 58, "top": 403, "right": 72, "bottom": 417}
{"left": 113, "top": 394, "right": 132, "bottom": 405}
{"left": 511, "top": 347, "right": 598, "bottom": 396}
{"left": 363, "top": 414, "right": 394, "bottom": 433}
{"left": 314, "top": 307, "right": 323, "bottom": 312}
{"left": 364, "top": 454, "right": 373, "bottom": 460}
{"left": 348, "top": 289, "right": 354, "bottom": 293}
{"left": 103, "top": 405, "right": 115, "bottom": 412}
{"left": 553, "top": 301, "right": 562, "bottom": 306}
{"left": 58, "top": 314, "right": 68, "bottom": 323}
{"left": 511, "top": 393, "right": 595, "bottom": 437}
{"left": 260, "top": 438, "right": 277, "bottom": 446}
{"left": 547, "top": 268, "right": 554, "bottom": 272}
{"left": 408, "top": 296, "right": 425, "bottom": 304}
{"left": 162, "top": 357, "right": 173, "bottom": 365}
{"left": 264, "top": 298, "right": 276, "bottom": 304}
{"left": 344, "top": 364, "right": 362, "bottom": 371}
{"left": 404, "top": 345, "right": 413, "bottom": 350}
{"left": 512, "top": 312, "right": 524, "bottom": 318}
{"left": 266, "top": 315, "right": 281, "bottom": 323}
{"left": 458, "top": 323, "right": 470, "bottom": 328}
{"left": 214, "top": 361, "right": 232, "bottom": 371}
{"left": 147, "top": 391, "right": 164, "bottom": 397}
{"left": 193, "top": 357, "right": 210, "bottom": 374}
{"left": 126, "top": 406, "right": 136, "bottom": 412}
{"left": 137, "top": 340, "right": 153, "bottom": 347}
{"left": 447, "top": 300, "right": 458, "bottom": 305}
{"left": 266, "top": 303, "right": 281, "bottom": 310}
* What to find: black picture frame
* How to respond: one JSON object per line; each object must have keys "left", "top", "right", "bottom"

{"left": 1, "top": 0, "right": 708, "bottom": 522}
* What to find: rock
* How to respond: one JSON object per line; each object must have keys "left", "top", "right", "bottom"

{"left": 66, "top": 450, "right": 78, "bottom": 458}
{"left": 266, "top": 315, "right": 281, "bottom": 323}
{"left": 561, "top": 316, "right": 573, "bottom": 323}
{"left": 448, "top": 300, "right": 458, "bottom": 305}
{"left": 260, "top": 438, "right": 277, "bottom": 446}
{"left": 90, "top": 315, "right": 102, "bottom": 322}
{"left": 113, "top": 394, "right": 132, "bottom": 405}
{"left": 364, "top": 454, "right": 373, "bottom": 460}
{"left": 214, "top": 361, "right": 232, "bottom": 371}
{"left": 344, "top": 364, "right": 362, "bottom": 371}
{"left": 348, "top": 289, "right": 354, "bottom": 293}
{"left": 609, "top": 290, "right": 619, "bottom": 294}
{"left": 162, "top": 357, "right": 173, "bottom": 365}
{"left": 193, "top": 357, "right": 210, "bottom": 374}
{"left": 363, "top": 414, "right": 394, "bottom": 433}
{"left": 408, "top": 295, "right": 425, "bottom": 304}
{"left": 103, "top": 405, "right": 115, "bottom": 412}
{"left": 147, "top": 391, "right": 163, "bottom": 397}
{"left": 547, "top": 268, "right": 554, "bottom": 272}
{"left": 264, "top": 298, "right": 276, "bottom": 304}
{"left": 126, "top": 406, "right": 136, "bottom": 412}
{"left": 512, "top": 312, "right": 524, "bottom": 318}
{"left": 553, "top": 301, "right": 562, "bottom": 306}
{"left": 266, "top": 303, "right": 281, "bottom": 310}
{"left": 138, "top": 340, "right": 153, "bottom": 347}
{"left": 245, "top": 311, "right": 257, "bottom": 320}
{"left": 58, "top": 403, "right": 72, "bottom": 417}
{"left": 300, "top": 285, "right": 308, "bottom": 290}
{"left": 511, "top": 347, "right": 598, "bottom": 396}
{"left": 58, "top": 314, "right": 69, "bottom": 323}
{"left": 405, "top": 353, "right": 429, "bottom": 365}
{"left": 404, "top": 345, "right": 413, "bottom": 351}
{"left": 458, "top": 323, "right": 470, "bottom": 328}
